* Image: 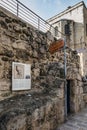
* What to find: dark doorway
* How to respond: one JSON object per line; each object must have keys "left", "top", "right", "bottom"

{"left": 67, "top": 80, "right": 71, "bottom": 114}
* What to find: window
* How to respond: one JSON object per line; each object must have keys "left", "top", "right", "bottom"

{"left": 55, "top": 26, "right": 58, "bottom": 37}
{"left": 65, "top": 24, "right": 70, "bottom": 35}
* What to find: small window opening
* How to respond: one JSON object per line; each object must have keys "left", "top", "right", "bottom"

{"left": 55, "top": 26, "right": 58, "bottom": 37}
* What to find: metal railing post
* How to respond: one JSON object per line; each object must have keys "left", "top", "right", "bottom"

{"left": 38, "top": 18, "right": 40, "bottom": 30}
{"left": 17, "top": 0, "right": 19, "bottom": 16}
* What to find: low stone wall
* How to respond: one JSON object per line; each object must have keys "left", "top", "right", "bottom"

{"left": 0, "top": 91, "right": 64, "bottom": 130}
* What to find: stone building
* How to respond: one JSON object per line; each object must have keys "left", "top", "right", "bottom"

{"left": 47, "top": 1, "right": 87, "bottom": 76}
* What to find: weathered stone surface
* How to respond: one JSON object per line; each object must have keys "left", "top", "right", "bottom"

{"left": 39, "top": 47, "right": 46, "bottom": 54}
{"left": 5, "top": 18, "right": 12, "bottom": 23}
{"left": 7, "top": 114, "right": 27, "bottom": 130}
{"left": 0, "top": 20, "right": 8, "bottom": 29}
{"left": 1, "top": 57, "right": 9, "bottom": 61}
{"left": 13, "top": 24, "right": 22, "bottom": 33}
{"left": 32, "top": 50, "right": 38, "bottom": 58}
{"left": 0, "top": 93, "right": 64, "bottom": 130}
{"left": 83, "top": 83, "right": 87, "bottom": 93}
{"left": 76, "top": 73, "right": 82, "bottom": 81}
{"left": 0, "top": 11, "right": 7, "bottom": 17}
{"left": 0, "top": 80, "right": 11, "bottom": 91}
{"left": 83, "top": 94, "right": 87, "bottom": 104}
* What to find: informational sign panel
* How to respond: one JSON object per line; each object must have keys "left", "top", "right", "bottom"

{"left": 49, "top": 39, "right": 64, "bottom": 54}
{"left": 12, "top": 62, "right": 31, "bottom": 91}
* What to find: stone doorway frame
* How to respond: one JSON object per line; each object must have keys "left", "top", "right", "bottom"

{"left": 66, "top": 79, "right": 77, "bottom": 115}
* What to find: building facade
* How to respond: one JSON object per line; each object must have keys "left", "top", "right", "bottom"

{"left": 47, "top": 1, "right": 87, "bottom": 76}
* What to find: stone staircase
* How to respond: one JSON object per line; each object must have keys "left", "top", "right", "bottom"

{"left": 56, "top": 107, "right": 87, "bottom": 130}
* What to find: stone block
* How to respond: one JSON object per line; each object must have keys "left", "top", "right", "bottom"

{"left": 83, "top": 94, "right": 87, "bottom": 103}
{"left": 32, "top": 108, "right": 39, "bottom": 121}
{"left": 7, "top": 114, "right": 26, "bottom": 130}
{"left": 76, "top": 73, "right": 82, "bottom": 81}
{"left": 77, "top": 81, "right": 83, "bottom": 87}
{"left": 83, "top": 85, "right": 87, "bottom": 93}
{"left": 57, "top": 88, "right": 64, "bottom": 99}
{"left": 33, "top": 68, "right": 40, "bottom": 77}
{"left": 79, "top": 87, "right": 83, "bottom": 94}
{"left": 75, "top": 86, "right": 80, "bottom": 94}
{"left": 0, "top": 80, "right": 11, "bottom": 91}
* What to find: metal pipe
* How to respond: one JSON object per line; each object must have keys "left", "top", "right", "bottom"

{"left": 38, "top": 18, "right": 40, "bottom": 30}
{"left": 64, "top": 37, "right": 67, "bottom": 119}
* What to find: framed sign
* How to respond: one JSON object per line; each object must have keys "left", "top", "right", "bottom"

{"left": 12, "top": 62, "right": 31, "bottom": 91}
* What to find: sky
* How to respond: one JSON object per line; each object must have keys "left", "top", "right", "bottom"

{"left": 20, "top": 0, "right": 87, "bottom": 20}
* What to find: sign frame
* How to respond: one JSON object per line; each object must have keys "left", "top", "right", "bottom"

{"left": 12, "top": 62, "right": 31, "bottom": 91}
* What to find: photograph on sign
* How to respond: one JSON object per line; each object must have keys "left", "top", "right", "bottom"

{"left": 14, "top": 64, "right": 24, "bottom": 79}
{"left": 12, "top": 62, "right": 31, "bottom": 91}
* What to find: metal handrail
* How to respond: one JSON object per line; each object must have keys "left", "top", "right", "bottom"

{"left": 0, "top": 0, "right": 61, "bottom": 37}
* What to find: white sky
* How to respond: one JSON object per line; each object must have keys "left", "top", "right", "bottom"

{"left": 20, "top": 0, "right": 87, "bottom": 20}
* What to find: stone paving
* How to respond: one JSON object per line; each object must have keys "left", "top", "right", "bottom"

{"left": 56, "top": 107, "right": 87, "bottom": 130}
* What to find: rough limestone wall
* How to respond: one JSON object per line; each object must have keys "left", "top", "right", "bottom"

{"left": 0, "top": 7, "right": 65, "bottom": 130}
{"left": 66, "top": 49, "right": 84, "bottom": 112}
{"left": 0, "top": 7, "right": 65, "bottom": 99}
{"left": 0, "top": 93, "right": 64, "bottom": 130}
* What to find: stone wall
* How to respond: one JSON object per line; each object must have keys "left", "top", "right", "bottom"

{"left": 0, "top": 7, "right": 66, "bottom": 129}
{"left": 0, "top": 7, "right": 67, "bottom": 98}
{"left": 0, "top": 6, "right": 85, "bottom": 130}
{"left": 0, "top": 92, "right": 64, "bottom": 130}
{"left": 64, "top": 49, "right": 84, "bottom": 112}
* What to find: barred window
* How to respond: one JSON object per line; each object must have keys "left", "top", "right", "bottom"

{"left": 55, "top": 26, "right": 58, "bottom": 37}
{"left": 65, "top": 24, "right": 70, "bottom": 35}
